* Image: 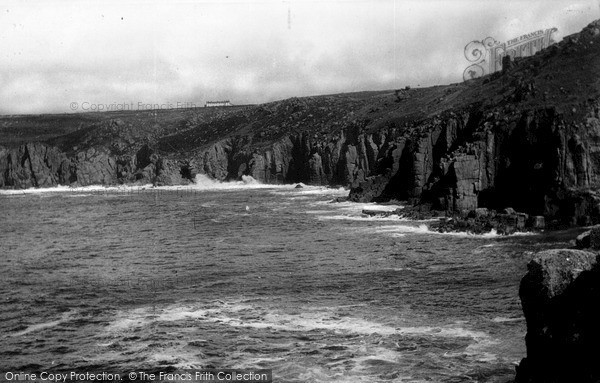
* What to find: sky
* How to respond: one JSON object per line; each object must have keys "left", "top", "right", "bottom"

{"left": 0, "top": 0, "right": 598, "bottom": 115}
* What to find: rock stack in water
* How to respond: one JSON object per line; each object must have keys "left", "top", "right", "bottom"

{"left": 515, "top": 229, "right": 600, "bottom": 383}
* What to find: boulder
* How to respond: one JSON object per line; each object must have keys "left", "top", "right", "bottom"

{"left": 590, "top": 225, "right": 600, "bottom": 249}
{"left": 528, "top": 216, "right": 546, "bottom": 229}
{"left": 516, "top": 213, "right": 528, "bottom": 229}
{"left": 474, "top": 207, "right": 490, "bottom": 218}
{"left": 575, "top": 230, "right": 591, "bottom": 249}
{"left": 497, "top": 213, "right": 518, "bottom": 234}
{"left": 362, "top": 209, "right": 389, "bottom": 217}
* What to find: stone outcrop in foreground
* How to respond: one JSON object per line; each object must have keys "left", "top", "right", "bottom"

{"left": 515, "top": 248, "right": 600, "bottom": 383}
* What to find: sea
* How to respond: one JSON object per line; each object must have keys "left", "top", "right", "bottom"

{"left": 0, "top": 176, "right": 578, "bottom": 383}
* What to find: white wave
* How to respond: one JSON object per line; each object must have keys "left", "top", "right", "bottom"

{"left": 171, "top": 174, "right": 280, "bottom": 191}
{"left": 444, "top": 228, "right": 538, "bottom": 238}
{"left": 304, "top": 210, "right": 334, "bottom": 214}
{"left": 106, "top": 307, "right": 155, "bottom": 332}
{"left": 271, "top": 186, "right": 349, "bottom": 196}
{"left": 491, "top": 316, "right": 525, "bottom": 323}
{"left": 444, "top": 335, "right": 501, "bottom": 362}
{"left": 359, "top": 224, "right": 537, "bottom": 238}
{"left": 382, "top": 267, "right": 414, "bottom": 272}
{"left": 295, "top": 186, "right": 348, "bottom": 196}
{"left": 397, "top": 325, "right": 490, "bottom": 341}
{"left": 145, "top": 350, "right": 202, "bottom": 369}
{"left": 294, "top": 361, "right": 418, "bottom": 383}
{"left": 0, "top": 183, "right": 152, "bottom": 195}
{"left": 108, "top": 302, "right": 492, "bottom": 344}
{"left": 363, "top": 224, "right": 431, "bottom": 234}
{"left": 105, "top": 301, "right": 500, "bottom": 373}
{"left": 316, "top": 214, "right": 404, "bottom": 222}
{"left": 0, "top": 174, "right": 347, "bottom": 195}
{"left": 332, "top": 201, "right": 403, "bottom": 213}
{"left": 10, "top": 310, "right": 77, "bottom": 337}
{"left": 241, "top": 174, "right": 258, "bottom": 184}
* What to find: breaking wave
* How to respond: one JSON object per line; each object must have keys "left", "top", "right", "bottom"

{"left": 0, "top": 174, "right": 348, "bottom": 195}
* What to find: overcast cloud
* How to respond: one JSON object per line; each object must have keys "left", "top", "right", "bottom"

{"left": 0, "top": 0, "right": 597, "bottom": 114}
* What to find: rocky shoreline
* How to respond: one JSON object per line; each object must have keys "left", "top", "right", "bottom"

{"left": 361, "top": 204, "right": 547, "bottom": 235}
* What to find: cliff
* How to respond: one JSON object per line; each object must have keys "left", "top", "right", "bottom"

{"left": 2, "top": 20, "right": 600, "bottom": 223}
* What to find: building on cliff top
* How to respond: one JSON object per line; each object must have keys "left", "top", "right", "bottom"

{"left": 205, "top": 100, "right": 232, "bottom": 107}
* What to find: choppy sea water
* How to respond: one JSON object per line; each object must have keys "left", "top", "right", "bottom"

{"left": 0, "top": 177, "right": 576, "bottom": 382}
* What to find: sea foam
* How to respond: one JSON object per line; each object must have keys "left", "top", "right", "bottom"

{"left": 0, "top": 174, "right": 348, "bottom": 195}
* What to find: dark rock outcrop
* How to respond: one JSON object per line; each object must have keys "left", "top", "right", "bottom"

{"left": 590, "top": 226, "right": 600, "bottom": 250}
{"left": 0, "top": 141, "right": 199, "bottom": 188}
{"left": 0, "top": 143, "right": 67, "bottom": 188}
{"left": 574, "top": 225, "right": 600, "bottom": 249}
{"left": 515, "top": 249, "right": 600, "bottom": 383}
{"left": 575, "top": 230, "right": 591, "bottom": 248}
{"left": 431, "top": 208, "right": 543, "bottom": 234}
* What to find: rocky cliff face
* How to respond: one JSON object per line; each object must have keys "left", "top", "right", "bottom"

{"left": 2, "top": 20, "right": 600, "bottom": 223}
{"left": 0, "top": 143, "right": 180, "bottom": 188}
{"left": 515, "top": 248, "right": 600, "bottom": 383}
{"left": 348, "top": 20, "right": 600, "bottom": 224}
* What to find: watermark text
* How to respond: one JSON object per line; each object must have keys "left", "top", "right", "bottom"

{"left": 69, "top": 101, "right": 199, "bottom": 112}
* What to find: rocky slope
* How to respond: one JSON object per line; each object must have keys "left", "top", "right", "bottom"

{"left": 2, "top": 20, "right": 600, "bottom": 223}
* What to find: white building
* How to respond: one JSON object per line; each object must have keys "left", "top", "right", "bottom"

{"left": 205, "top": 100, "right": 232, "bottom": 107}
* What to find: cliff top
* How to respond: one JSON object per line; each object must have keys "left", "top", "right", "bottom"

{"left": 2, "top": 19, "right": 599, "bottom": 157}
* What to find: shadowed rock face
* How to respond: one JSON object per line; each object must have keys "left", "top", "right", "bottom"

{"left": 2, "top": 20, "right": 600, "bottom": 221}
{"left": 516, "top": 249, "right": 600, "bottom": 383}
